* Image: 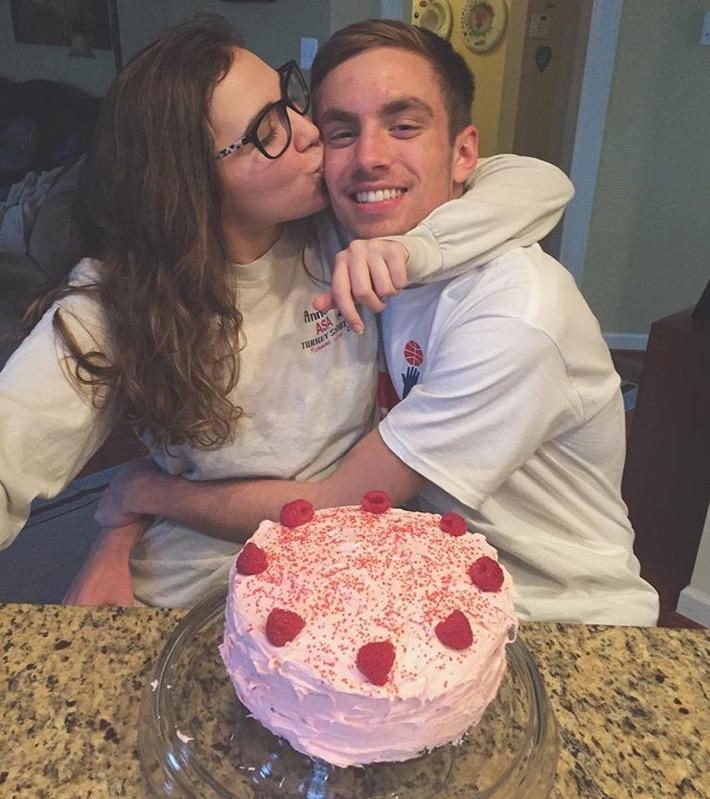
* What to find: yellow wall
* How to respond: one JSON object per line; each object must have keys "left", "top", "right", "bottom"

{"left": 411, "top": 0, "right": 530, "bottom": 156}
{"left": 452, "top": 0, "right": 528, "bottom": 155}
{"left": 498, "top": 0, "right": 531, "bottom": 154}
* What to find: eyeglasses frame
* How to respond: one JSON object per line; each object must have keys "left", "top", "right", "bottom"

{"left": 214, "top": 60, "right": 310, "bottom": 161}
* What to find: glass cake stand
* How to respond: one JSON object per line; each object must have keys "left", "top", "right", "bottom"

{"left": 138, "top": 588, "right": 558, "bottom": 799}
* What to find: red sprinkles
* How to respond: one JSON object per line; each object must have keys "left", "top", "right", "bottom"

{"left": 236, "top": 542, "right": 268, "bottom": 575}
{"left": 266, "top": 608, "right": 306, "bottom": 646}
{"left": 356, "top": 640, "right": 396, "bottom": 685}
{"left": 468, "top": 556, "right": 504, "bottom": 592}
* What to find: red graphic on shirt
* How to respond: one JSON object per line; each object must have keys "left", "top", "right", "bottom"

{"left": 378, "top": 371, "right": 400, "bottom": 418}
{"left": 402, "top": 340, "right": 423, "bottom": 398}
{"left": 404, "top": 340, "right": 424, "bottom": 366}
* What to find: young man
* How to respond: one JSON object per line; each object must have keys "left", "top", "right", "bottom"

{"left": 72, "top": 20, "right": 657, "bottom": 625}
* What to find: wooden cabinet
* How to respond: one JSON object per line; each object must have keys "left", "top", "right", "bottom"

{"left": 622, "top": 307, "right": 710, "bottom": 606}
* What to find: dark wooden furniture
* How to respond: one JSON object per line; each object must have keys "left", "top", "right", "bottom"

{"left": 622, "top": 306, "right": 710, "bottom": 609}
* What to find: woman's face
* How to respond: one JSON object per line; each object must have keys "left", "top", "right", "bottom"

{"left": 212, "top": 49, "right": 327, "bottom": 261}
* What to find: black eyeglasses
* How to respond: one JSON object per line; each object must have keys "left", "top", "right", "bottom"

{"left": 215, "top": 60, "right": 310, "bottom": 161}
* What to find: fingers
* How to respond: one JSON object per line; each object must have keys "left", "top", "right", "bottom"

{"left": 325, "top": 239, "right": 410, "bottom": 332}
{"left": 353, "top": 253, "right": 394, "bottom": 305}
{"left": 340, "top": 241, "right": 396, "bottom": 303}
{"left": 331, "top": 261, "right": 365, "bottom": 333}
{"left": 381, "top": 241, "right": 409, "bottom": 292}
{"left": 313, "top": 291, "right": 335, "bottom": 311}
{"left": 341, "top": 248, "right": 389, "bottom": 311}
{"left": 94, "top": 495, "right": 142, "bottom": 529}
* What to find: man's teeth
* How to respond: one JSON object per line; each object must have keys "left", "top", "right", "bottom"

{"left": 354, "top": 188, "right": 403, "bottom": 203}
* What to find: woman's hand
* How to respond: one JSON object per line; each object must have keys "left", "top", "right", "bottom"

{"left": 63, "top": 521, "right": 148, "bottom": 607}
{"left": 94, "top": 457, "right": 162, "bottom": 528}
{"left": 314, "top": 239, "right": 409, "bottom": 332}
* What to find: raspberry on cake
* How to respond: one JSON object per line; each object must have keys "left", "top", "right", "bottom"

{"left": 279, "top": 498, "right": 315, "bottom": 528}
{"left": 235, "top": 542, "right": 268, "bottom": 575}
{"left": 439, "top": 511, "right": 468, "bottom": 536}
{"left": 435, "top": 608, "right": 474, "bottom": 650}
{"left": 356, "top": 640, "right": 396, "bottom": 685}
{"left": 265, "top": 608, "right": 306, "bottom": 647}
{"left": 468, "top": 556, "right": 505, "bottom": 592}
{"left": 360, "top": 489, "right": 392, "bottom": 514}
{"left": 220, "top": 494, "right": 517, "bottom": 768}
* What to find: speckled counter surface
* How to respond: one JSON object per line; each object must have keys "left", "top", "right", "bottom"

{"left": 1, "top": 604, "right": 707, "bottom": 799}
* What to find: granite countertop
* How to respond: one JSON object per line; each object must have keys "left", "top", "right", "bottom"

{"left": 0, "top": 604, "right": 707, "bottom": 799}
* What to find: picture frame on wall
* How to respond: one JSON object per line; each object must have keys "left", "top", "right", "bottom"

{"left": 10, "top": 0, "right": 112, "bottom": 49}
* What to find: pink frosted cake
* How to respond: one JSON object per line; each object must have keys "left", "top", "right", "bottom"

{"left": 219, "top": 492, "right": 518, "bottom": 768}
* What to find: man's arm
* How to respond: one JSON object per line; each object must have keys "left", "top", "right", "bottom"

{"left": 63, "top": 520, "right": 149, "bottom": 607}
{"left": 95, "top": 432, "right": 425, "bottom": 542}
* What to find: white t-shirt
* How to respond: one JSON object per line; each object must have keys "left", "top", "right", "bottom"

{"left": 0, "top": 220, "right": 380, "bottom": 607}
{"left": 379, "top": 244, "right": 659, "bottom": 625}
{"left": 0, "top": 155, "right": 574, "bottom": 607}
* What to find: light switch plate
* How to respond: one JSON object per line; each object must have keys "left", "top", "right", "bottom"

{"left": 300, "top": 37, "right": 318, "bottom": 70}
{"left": 529, "top": 12, "right": 551, "bottom": 39}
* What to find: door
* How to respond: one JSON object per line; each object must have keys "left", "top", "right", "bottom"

{"left": 411, "top": 0, "right": 590, "bottom": 173}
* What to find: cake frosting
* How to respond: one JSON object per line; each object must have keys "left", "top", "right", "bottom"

{"left": 220, "top": 499, "right": 518, "bottom": 768}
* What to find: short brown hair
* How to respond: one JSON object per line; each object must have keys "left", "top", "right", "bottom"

{"left": 311, "top": 18, "right": 474, "bottom": 141}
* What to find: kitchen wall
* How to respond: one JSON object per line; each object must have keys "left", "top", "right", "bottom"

{"left": 143, "top": 0, "right": 331, "bottom": 78}
{"left": 0, "top": 0, "right": 116, "bottom": 95}
{"left": 331, "top": 0, "right": 383, "bottom": 34}
{"left": 0, "top": 0, "right": 390, "bottom": 95}
{"left": 2, "top": 0, "right": 708, "bottom": 343}
{"left": 580, "top": 0, "right": 710, "bottom": 337}
{"left": 445, "top": 0, "right": 530, "bottom": 157}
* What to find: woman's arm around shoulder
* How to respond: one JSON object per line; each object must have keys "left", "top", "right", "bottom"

{"left": 392, "top": 154, "right": 575, "bottom": 283}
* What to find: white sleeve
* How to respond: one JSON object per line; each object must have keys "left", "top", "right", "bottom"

{"left": 0, "top": 298, "right": 117, "bottom": 549}
{"left": 389, "top": 155, "right": 575, "bottom": 284}
{"left": 378, "top": 317, "right": 582, "bottom": 509}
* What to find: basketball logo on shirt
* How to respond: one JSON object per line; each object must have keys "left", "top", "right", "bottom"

{"left": 402, "top": 340, "right": 423, "bottom": 397}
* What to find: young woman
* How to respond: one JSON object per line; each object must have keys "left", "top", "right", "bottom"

{"left": 0, "top": 15, "right": 572, "bottom": 607}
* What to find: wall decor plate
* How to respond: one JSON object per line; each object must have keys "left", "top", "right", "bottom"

{"left": 412, "top": 0, "right": 454, "bottom": 41}
{"left": 10, "top": 0, "right": 111, "bottom": 49}
{"left": 462, "top": 0, "right": 508, "bottom": 53}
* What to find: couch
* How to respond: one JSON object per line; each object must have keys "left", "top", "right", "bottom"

{"left": 0, "top": 78, "right": 100, "bottom": 369}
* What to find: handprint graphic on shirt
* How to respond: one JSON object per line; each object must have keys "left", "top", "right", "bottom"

{"left": 401, "top": 340, "right": 424, "bottom": 398}
{"left": 401, "top": 366, "right": 420, "bottom": 398}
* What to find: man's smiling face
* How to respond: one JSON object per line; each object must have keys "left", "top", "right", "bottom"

{"left": 316, "top": 46, "right": 477, "bottom": 239}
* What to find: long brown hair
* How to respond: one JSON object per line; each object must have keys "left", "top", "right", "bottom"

{"left": 25, "top": 15, "right": 247, "bottom": 448}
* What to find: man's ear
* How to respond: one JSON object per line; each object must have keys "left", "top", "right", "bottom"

{"left": 451, "top": 125, "right": 479, "bottom": 185}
